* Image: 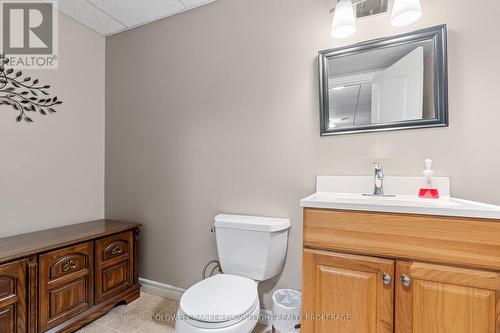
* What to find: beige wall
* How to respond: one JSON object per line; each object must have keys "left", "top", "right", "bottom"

{"left": 105, "top": 0, "right": 500, "bottom": 308}
{"left": 0, "top": 13, "right": 105, "bottom": 237}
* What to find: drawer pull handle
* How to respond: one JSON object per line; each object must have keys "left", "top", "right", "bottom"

{"left": 62, "top": 260, "right": 77, "bottom": 272}
{"left": 111, "top": 246, "right": 123, "bottom": 255}
{"left": 401, "top": 274, "right": 411, "bottom": 287}
{"left": 382, "top": 272, "right": 392, "bottom": 285}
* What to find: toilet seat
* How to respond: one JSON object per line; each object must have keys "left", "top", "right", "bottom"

{"left": 175, "top": 301, "right": 260, "bottom": 333}
{"left": 179, "top": 274, "right": 258, "bottom": 329}
{"left": 178, "top": 301, "right": 258, "bottom": 329}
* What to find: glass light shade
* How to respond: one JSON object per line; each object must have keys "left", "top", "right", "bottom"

{"left": 331, "top": 0, "right": 356, "bottom": 39}
{"left": 391, "top": 0, "right": 422, "bottom": 27}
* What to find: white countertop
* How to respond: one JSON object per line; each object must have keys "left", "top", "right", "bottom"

{"left": 300, "top": 176, "right": 500, "bottom": 220}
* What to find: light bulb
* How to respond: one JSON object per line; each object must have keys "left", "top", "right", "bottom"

{"left": 331, "top": 0, "right": 356, "bottom": 39}
{"left": 391, "top": 0, "right": 422, "bottom": 27}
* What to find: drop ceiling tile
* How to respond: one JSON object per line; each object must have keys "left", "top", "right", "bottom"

{"left": 57, "top": 0, "right": 125, "bottom": 35}
{"left": 89, "top": 0, "right": 185, "bottom": 27}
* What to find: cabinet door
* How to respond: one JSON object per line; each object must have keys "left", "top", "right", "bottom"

{"left": 302, "top": 249, "right": 394, "bottom": 333}
{"left": 95, "top": 231, "right": 134, "bottom": 304}
{"left": 0, "top": 260, "right": 27, "bottom": 333}
{"left": 39, "top": 242, "right": 94, "bottom": 332}
{"left": 396, "top": 261, "right": 500, "bottom": 333}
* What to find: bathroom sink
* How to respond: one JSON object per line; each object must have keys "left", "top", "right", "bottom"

{"left": 308, "top": 192, "right": 459, "bottom": 207}
{"left": 300, "top": 176, "right": 500, "bottom": 219}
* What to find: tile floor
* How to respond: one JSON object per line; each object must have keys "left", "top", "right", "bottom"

{"left": 76, "top": 291, "right": 271, "bottom": 333}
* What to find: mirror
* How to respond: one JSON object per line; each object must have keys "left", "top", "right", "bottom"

{"left": 319, "top": 25, "right": 448, "bottom": 135}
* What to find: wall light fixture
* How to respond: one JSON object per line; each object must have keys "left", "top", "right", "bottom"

{"left": 330, "top": 0, "right": 422, "bottom": 39}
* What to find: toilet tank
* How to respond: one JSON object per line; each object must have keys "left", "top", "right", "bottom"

{"left": 214, "top": 214, "right": 291, "bottom": 281}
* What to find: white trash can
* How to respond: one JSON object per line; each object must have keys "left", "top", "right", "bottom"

{"left": 272, "top": 289, "right": 301, "bottom": 333}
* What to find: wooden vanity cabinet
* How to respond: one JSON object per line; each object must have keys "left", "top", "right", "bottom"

{"left": 395, "top": 261, "right": 500, "bottom": 333}
{"left": 0, "top": 260, "right": 27, "bottom": 333}
{"left": 0, "top": 220, "right": 141, "bottom": 333}
{"left": 302, "top": 249, "right": 394, "bottom": 333}
{"left": 302, "top": 208, "right": 500, "bottom": 333}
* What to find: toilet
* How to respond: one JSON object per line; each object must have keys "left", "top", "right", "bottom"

{"left": 175, "top": 214, "right": 291, "bottom": 333}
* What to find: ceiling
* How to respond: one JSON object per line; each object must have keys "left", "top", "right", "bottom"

{"left": 53, "top": 0, "right": 217, "bottom": 36}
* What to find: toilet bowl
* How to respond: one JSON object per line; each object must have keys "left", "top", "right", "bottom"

{"left": 175, "top": 214, "right": 290, "bottom": 333}
{"left": 175, "top": 274, "right": 260, "bottom": 333}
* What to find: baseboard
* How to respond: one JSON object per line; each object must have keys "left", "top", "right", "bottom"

{"left": 139, "top": 277, "right": 186, "bottom": 301}
{"left": 140, "top": 277, "right": 272, "bottom": 327}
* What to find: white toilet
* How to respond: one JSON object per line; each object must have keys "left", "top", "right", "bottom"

{"left": 175, "top": 214, "right": 291, "bottom": 333}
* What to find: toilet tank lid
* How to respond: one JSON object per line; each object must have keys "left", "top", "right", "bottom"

{"left": 214, "top": 214, "right": 290, "bottom": 232}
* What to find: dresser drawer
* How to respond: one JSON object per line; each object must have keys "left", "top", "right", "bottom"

{"left": 95, "top": 232, "right": 133, "bottom": 304}
{"left": 39, "top": 242, "right": 94, "bottom": 332}
{"left": 100, "top": 236, "right": 131, "bottom": 263}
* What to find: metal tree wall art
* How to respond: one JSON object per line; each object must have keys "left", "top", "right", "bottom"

{"left": 0, "top": 53, "right": 62, "bottom": 123}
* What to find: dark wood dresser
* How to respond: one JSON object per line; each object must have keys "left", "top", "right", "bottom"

{"left": 0, "top": 220, "right": 142, "bottom": 333}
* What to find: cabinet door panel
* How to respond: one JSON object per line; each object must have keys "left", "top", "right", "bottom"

{"left": 95, "top": 231, "right": 133, "bottom": 304}
{"left": 0, "top": 260, "right": 27, "bottom": 333}
{"left": 302, "top": 249, "right": 394, "bottom": 333}
{"left": 0, "top": 277, "right": 15, "bottom": 298}
{"left": 0, "top": 305, "right": 15, "bottom": 332}
{"left": 316, "top": 266, "right": 378, "bottom": 332}
{"left": 396, "top": 261, "right": 500, "bottom": 333}
{"left": 101, "top": 260, "right": 130, "bottom": 293}
{"left": 49, "top": 278, "right": 88, "bottom": 318}
{"left": 39, "top": 242, "right": 94, "bottom": 332}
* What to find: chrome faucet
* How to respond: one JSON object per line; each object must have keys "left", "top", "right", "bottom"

{"left": 373, "top": 162, "right": 385, "bottom": 196}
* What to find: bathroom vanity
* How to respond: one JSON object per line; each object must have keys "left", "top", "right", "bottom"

{"left": 0, "top": 220, "right": 141, "bottom": 333}
{"left": 301, "top": 176, "right": 500, "bottom": 333}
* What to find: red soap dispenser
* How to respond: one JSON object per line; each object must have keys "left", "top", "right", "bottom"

{"left": 418, "top": 159, "right": 440, "bottom": 199}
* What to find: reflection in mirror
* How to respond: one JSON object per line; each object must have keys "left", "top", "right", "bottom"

{"left": 319, "top": 25, "right": 448, "bottom": 135}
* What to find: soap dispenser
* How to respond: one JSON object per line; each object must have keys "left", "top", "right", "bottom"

{"left": 418, "top": 159, "right": 440, "bottom": 199}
